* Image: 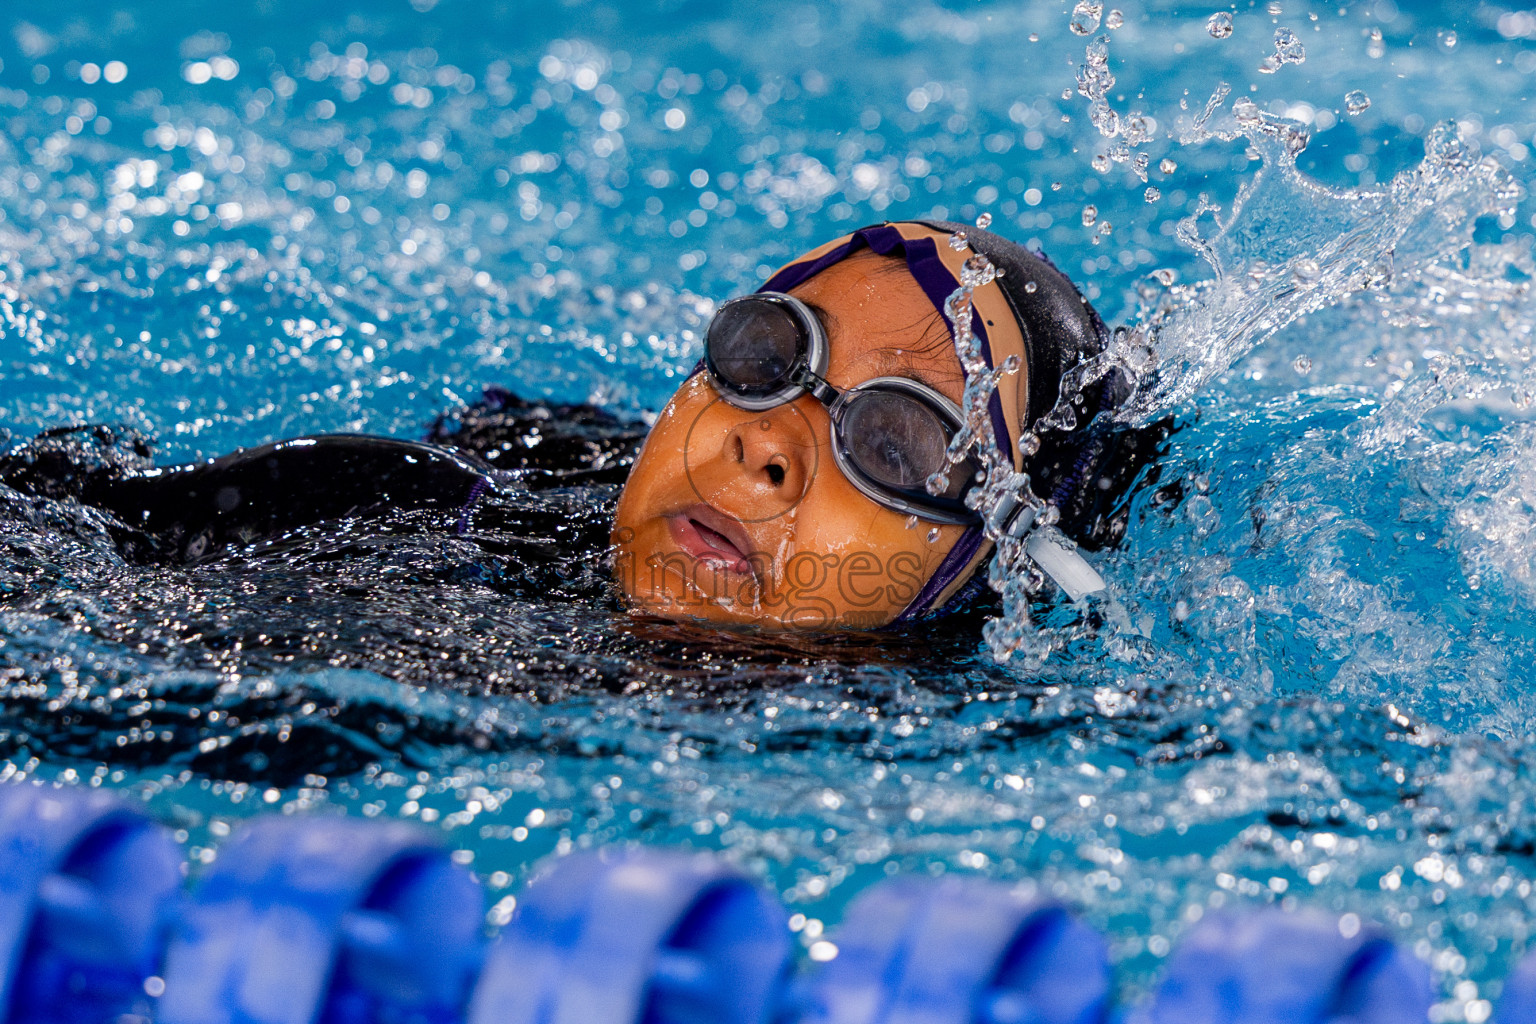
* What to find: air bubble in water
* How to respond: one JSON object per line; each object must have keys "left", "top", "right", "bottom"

{"left": 948, "top": 231, "right": 969, "bottom": 251}
{"left": 1145, "top": 187, "right": 1161, "bottom": 202}
{"left": 1070, "top": 0, "right": 1104, "bottom": 35}
{"left": 1344, "top": 90, "right": 1371, "bottom": 115}
{"left": 1293, "top": 354, "right": 1313, "bottom": 374}
{"left": 975, "top": 211, "right": 992, "bottom": 229}
{"left": 1207, "top": 11, "right": 1233, "bottom": 38}
{"left": 1081, "top": 204, "right": 1098, "bottom": 226}
{"left": 1160, "top": 157, "right": 1178, "bottom": 174}
{"left": 1105, "top": 9, "right": 1124, "bottom": 29}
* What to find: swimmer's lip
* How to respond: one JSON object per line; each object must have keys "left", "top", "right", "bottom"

{"left": 666, "top": 505, "right": 758, "bottom": 578}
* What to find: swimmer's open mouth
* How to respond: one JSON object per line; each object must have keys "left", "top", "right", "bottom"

{"left": 666, "top": 507, "right": 757, "bottom": 577}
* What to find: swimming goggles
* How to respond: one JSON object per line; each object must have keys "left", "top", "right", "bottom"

{"left": 704, "top": 290, "right": 1107, "bottom": 603}
{"left": 704, "top": 291, "right": 981, "bottom": 525}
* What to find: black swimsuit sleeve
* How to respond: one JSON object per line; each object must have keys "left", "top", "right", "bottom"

{"left": 78, "top": 434, "right": 492, "bottom": 562}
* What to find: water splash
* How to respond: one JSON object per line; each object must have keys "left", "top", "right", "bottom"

{"left": 1113, "top": 112, "right": 1520, "bottom": 424}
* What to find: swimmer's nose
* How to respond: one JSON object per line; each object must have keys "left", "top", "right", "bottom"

{"left": 724, "top": 415, "right": 811, "bottom": 497}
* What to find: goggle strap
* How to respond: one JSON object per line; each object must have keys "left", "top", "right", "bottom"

{"left": 1025, "top": 527, "right": 1106, "bottom": 603}
{"left": 998, "top": 498, "right": 1107, "bottom": 603}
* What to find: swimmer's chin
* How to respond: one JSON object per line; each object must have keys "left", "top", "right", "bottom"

{"left": 620, "top": 601, "right": 899, "bottom": 633}
{"left": 614, "top": 566, "right": 900, "bottom": 632}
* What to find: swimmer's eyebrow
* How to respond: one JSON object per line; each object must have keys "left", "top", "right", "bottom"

{"left": 802, "top": 300, "right": 838, "bottom": 334}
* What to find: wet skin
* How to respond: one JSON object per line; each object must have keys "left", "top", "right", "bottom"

{"left": 612, "top": 252, "right": 1003, "bottom": 629}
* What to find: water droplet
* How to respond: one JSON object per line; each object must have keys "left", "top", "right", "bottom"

{"left": 1159, "top": 157, "right": 1178, "bottom": 174}
{"left": 1232, "top": 99, "right": 1262, "bottom": 125}
{"left": 1092, "top": 153, "right": 1111, "bottom": 172}
{"left": 1151, "top": 268, "right": 1176, "bottom": 285}
{"left": 905, "top": 515, "right": 920, "bottom": 530}
{"left": 1028, "top": 32, "right": 1040, "bottom": 42}
{"left": 926, "top": 469, "right": 952, "bottom": 496}
{"left": 1260, "top": 27, "right": 1306, "bottom": 73}
{"left": 1438, "top": 29, "right": 1458, "bottom": 51}
{"left": 1097, "top": 220, "right": 1113, "bottom": 237}
{"left": 1081, "top": 204, "right": 1098, "bottom": 226}
{"left": 1366, "top": 26, "right": 1385, "bottom": 59}
{"left": 961, "top": 254, "right": 996, "bottom": 287}
{"left": 948, "top": 230, "right": 969, "bottom": 251}
{"left": 1291, "top": 257, "right": 1321, "bottom": 283}
{"left": 975, "top": 211, "right": 992, "bottom": 229}
{"left": 1468, "top": 573, "right": 1481, "bottom": 591}
{"left": 1292, "top": 354, "right": 1313, "bottom": 374}
{"left": 1145, "top": 186, "right": 1161, "bottom": 202}
{"left": 927, "top": 527, "right": 941, "bottom": 543}
{"left": 1344, "top": 90, "right": 1371, "bottom": 115}
{"left": 1207, "top": 11, "right": 1233, "bottom": 38}
{"left": 1070, "top": 0, "right": 1104, "bottom": 35}
{"left": 1105, "top": 8, "right": 1124, "bottom": 29}
{"left": 1051, "top": 181, "right": 1063, "bottom": 191}
{"left": 1024, "top": 281, "right": 1038, "bottom": 294}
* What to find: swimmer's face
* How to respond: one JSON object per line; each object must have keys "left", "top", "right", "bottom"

{"left": 611, "top": 252, "right": 972, "bottom": 630}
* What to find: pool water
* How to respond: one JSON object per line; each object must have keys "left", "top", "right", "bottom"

{"left": 3, "top": 0, "right": 1536, "bottom": 1014}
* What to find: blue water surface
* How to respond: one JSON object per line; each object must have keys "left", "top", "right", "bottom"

{"left": 3, "top": 0, "right": 1536, "bottom": 1014}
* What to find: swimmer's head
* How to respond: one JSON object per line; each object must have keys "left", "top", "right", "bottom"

{"left": 611, "top": 220, "right": 1118, "bottom": 630}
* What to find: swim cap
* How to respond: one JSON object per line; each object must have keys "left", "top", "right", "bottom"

{"left": 757, "top": 220, "right": 1139, "bottom": 620}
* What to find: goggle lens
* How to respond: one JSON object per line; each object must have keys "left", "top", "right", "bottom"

{"left": 705, "top": 298, "right": 803, "bottom": 392}
{"left": 838, "top": 391, "right": 956, "bottom": 495}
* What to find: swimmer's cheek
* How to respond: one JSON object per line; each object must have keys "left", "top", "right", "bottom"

{"left": 885, "top": 551, "right": 924, "bottom": 608}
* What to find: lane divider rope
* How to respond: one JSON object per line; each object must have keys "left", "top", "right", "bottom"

{"left": 0, "top": 782, "right": 1492, "bottom": 1024}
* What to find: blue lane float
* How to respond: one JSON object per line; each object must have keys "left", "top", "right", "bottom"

{"left": 468, "top": 847, "right": 791, "bottom": 1024}
{"left": 0, "top": 781, "right": 1501, "bottom": 1024}
{"left": 800, "top": 876, "right": 1110, "bottom": 1024}
{"left": 1129, "top": 909, "right": 1433, "bottom": 1024}
{"left": 157, "top": 815, "right": 484, "bottom": 1024}
{"left": 0, "top": 783, "right": 182, "bottom": 1024}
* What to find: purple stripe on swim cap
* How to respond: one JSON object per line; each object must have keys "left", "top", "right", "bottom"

{"left": 894, "top": 522, "right": 986, "bottom": 623}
